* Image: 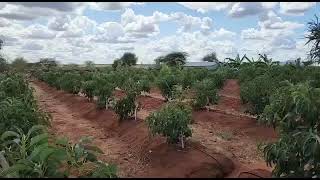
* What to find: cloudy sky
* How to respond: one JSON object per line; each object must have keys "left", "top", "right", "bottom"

{"left": 0, "top": 2, "right": 319, "bottom": 64}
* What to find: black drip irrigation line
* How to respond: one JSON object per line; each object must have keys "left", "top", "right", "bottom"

{"left": 191, "top": 144, "right": 267, "bottom": 178}
{"left": 238, "top": 171, "right": 265, "bottom": 178}
{"left": 189, "top": 144, "right": 228, "bottom": 176}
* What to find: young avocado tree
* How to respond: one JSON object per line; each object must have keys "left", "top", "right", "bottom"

{"left": 156, "top": 65, "right": 181, "bottom": 101}
{"left": 136, "top": 75, "right": 151, "bottom": 96}
{"left": 192, "top": 78, "right": 219, "bottom": 110}
{"left": 93, "top": 74, "right": 115, "bottom": 110}
{"left": 113, "top": 78, "right": 141, "bottom": 121}
{"left": 82, "top": 80, "right": 96, "bottom": 101}
{"left": 146, "top": 102, "right": 192, "bottom": 149}
{"left": 259, "top": 82, "right": 320, "bottom": 177}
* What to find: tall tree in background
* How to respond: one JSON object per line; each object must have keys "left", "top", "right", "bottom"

{"left": 38, "top": 58, "right": 58, "bottom": 71}
{"left": 121, "top": 52, "right": 138, "bottom": 66}
{"left": 157, "top": 52, "right": 188, "bottom": 67}
{"left": 112, "top": 58, "right": 122, "bottom": 70}
{"left": 112, "top": 53, "right": 138, "bottom": 69}
{"left": 306, "top": 15, "right": 320, "bottom": 63}
{"left": 202, "top": 52, "right": 218, "bottom": 62}
{"left": 85, "top": 60, "right": 95, "bottom": 70}
{"left": 202, "top": 52, "right": 223, "bottom": 66}
{"left": 11, "top": 57, "right": 28, "bottom": 72}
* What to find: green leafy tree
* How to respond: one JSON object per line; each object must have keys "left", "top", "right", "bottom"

{"left": 113, "top": 78, "right": 141, "bottom": 121}
{"left": 112, "top": 59, "right": 122, "bottom": 70}
{"left": 84, "top": 60, "right": 95, "bottom": 70}
{"left": 37, "top": 58, "right": 58, "bottom": 71}
{"left": 157, "top": 52, "right": 188, "bottom": 67}
{"left": 259, "top": 82, "right": 320, "bottom": 177}
{"left": 202, "top": 52, "right": 222, "bottom": 66}
{"left": 192, "top": 79, "right": 219, "bottom": 110}
{"left": 156, "top": 65, "right": 181, "bottom": 101}
{"left": 146, "top": 102, "right": 192, "bottom": 148}
{"left": 240, "top": 74, "right": 279, "bottom": 115}
{"left": 120, "top": 52, "right": 138, "bottom": 66}
{"left": 82, "top": 80, "right": 96, "bottom": 101}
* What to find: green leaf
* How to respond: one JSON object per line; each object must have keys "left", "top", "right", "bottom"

{"left": 28, "top": 143, "right": 49, "bottom": 161}
{"left": 27, "top": 125, "right": 46, "bottom": 138}
{"left": 0, "top": 152, "right": 10, "bottom": 174}
{"left": 0, "top": 164, "right": 32, "bottom": 177}
{"left": 39, "top": 148, "right": 56, "bottom": 162}
{"left": 55, "top": 137, "right": 69, "bottom": 147}
{"left": 29, "top": 133, "right": 48, "bottom": 148}
{"left": 1, "top": 131, "right": 20, "bottom": 141}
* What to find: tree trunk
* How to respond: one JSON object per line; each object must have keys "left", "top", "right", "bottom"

{"left": 180, "top": 133, "right": 185, "bottom": 149}
{"left": 134, "top": 107, "right": 137, "bottom": 121}
{"left": 105, "top": 97, "right": 109, "bottom": 110}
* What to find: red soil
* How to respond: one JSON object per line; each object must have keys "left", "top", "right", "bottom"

{"left": 31, "top": 80, "right": 235, "bottom": 178}
{"left": 137, "top": 95, "right": 165, "bottom": 111}
{"left": 216, "top": 79, "right": 242, "bottom": 112}
{"left": 193, "top": 110, "right": 277, "bottom": 141}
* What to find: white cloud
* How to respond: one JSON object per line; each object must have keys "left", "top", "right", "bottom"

{"left": 0, "top": 35, "right": 19, "bottom": 46}
{"left": 280, "top": 2, "right": 316, "bottom": 16}
{"left": 22, "top": 41, "right": 44, "bottom": 50}
{"left": 48, "top": 16, "right": 70, "bottom": 31}
{"left": 171, "top": 12, "right": 213, "bottom": 33}
{"left": 24, "top": 24, "right": 56, "bottom": 39}
{"left": 270, "top": 36, "right": 296, "bottom": 49}
{"left": 88, "top": 2, "right": 143, "bottom": 11}
{"left": 229, "top": 2, "right": 265, "bottom": 18}
{"left": 258, "top": 11, "right": 304, "bottom": 30}
{"left": 0, "top": 18, "right": 10, "bottom": 27}
{"left": 121, "top": 8, "right": 162, "bottom": 38}
{"left": 0, "top": 2, "right": 87, "bottom": 21}
{"left": 178, "top": 2, "right": 234, "bottom": 13}
{"left": 210, "top": 28, "right": 236, "bottom": 39}
{"left": 241, "top": 28, "right": 266, "bottom": 40}
{"left": 91, "top": 22, "right": 130, "bottom": 43}
{"left": 8, "top": 2, "right": 86, "bottom": 12}
{"left": 49, "top": 15, "right": 96, "bottom": 38}
{"left": 241, "top": 11, "right": 304, "bottom": 41}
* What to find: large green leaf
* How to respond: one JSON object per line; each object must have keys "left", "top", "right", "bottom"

{"left": 28, "top": 143, "right": 49, "bottom": 161}
{"left": 1, "top": 131, "right": 20, "bottom": 141}
{"left": 27, "top": 125, "right": 46, "bottom": 138}
{"left": 29, "top": 133, "right": 48, "bottom": 148}
{"left": 0, "top": 164, "right": 32, "bottom": 178}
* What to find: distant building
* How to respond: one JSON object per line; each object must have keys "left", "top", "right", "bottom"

{"left": 183, "top": 62, "right": 218, "bottom": 69}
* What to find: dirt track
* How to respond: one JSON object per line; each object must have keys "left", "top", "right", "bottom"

{"left": 31, "top": 79, "right": 276, "bottom": 178}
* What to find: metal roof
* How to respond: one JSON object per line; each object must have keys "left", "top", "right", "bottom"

{"left": 184, "top": 62, "right": 217, "bottom": 67}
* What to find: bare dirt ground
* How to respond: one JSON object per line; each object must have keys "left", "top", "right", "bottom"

{"left": 31, "top": 80, "right": 235, "bottom": 178}
{"left": 134, "top": 79, "right": 277, "bottom": 177}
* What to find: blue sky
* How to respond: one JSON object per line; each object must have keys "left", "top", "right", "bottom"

{"left": 0, "top": 2, "right": 319, "bottom": 64}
